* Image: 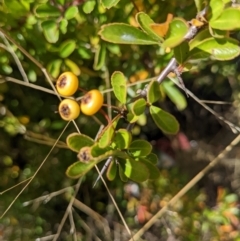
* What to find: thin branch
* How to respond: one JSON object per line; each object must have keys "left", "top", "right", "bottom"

{"left": 129, "top": 133, "right": 240, "bottom": 241}
{"left": 68, "top": 208, "right": 77, "bottom": 241}
{"left": 52, "top": 177, "right": 83, "bottom": 241}
{"left": 0, "top": 32, "right": 29, "bottom": 82}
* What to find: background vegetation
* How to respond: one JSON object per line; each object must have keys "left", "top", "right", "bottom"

{"left": 0, "top": 0, "right": 240, "bottom": 240}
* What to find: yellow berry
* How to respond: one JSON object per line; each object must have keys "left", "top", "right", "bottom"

{"left": 80, "top": 89, "right": 104, "bottom": 116}
{"left": 56, "top": 72, "right": 79, "bottom": 96}
{"left": 58, "top": 99, "right": 80, "bottom": 121}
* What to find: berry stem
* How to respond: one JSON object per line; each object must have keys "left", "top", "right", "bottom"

{"left": 99, "top": 108, "right": 111, "bottom": 124}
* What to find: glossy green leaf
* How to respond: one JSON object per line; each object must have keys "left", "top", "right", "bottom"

{"left": 118, "top": 163, "right": 128, "bottom": 182}
{"left": 150, "top": 105, "right": 179, "bottom": 134}
{"left": 60, "top": 19, "right": 68, "bottom": 34}
{"left": 188, "top": 37, "right": 240, "bottom": 61}
{"left": 111, "top": 129, "right": 132, "bottom": 149}
{"left": 66, "top": 160, "right": 97, "bottom": 179}
{"left": 209, "top": 27, "right": 228, "bottom": 39}
{"left": 174, "top": 42, "right": 189, "bottom": 64}
{"left": 64, "top": 59, "right": 81, "bottom": 76}
{"left": 162, "top": 18, "right": 189, "bottom": 48}
{"left": 131, "top": 98, "right": 146, "bottom": 116}
{"left": 41, "top": 20, "right": 59, "bottom": 43}
{"left": 111, "top": 71, "right": 127, "bottom": 104}
{"left": 59, "top": 40, "right": 76, "bottom": 58}
{"left": 136, "top": 12, "right": 164, "bottom": 42}
{"left": 162, "top": 80, "right": 187, "bottom": 111}
{"left": 122, "top": 159, "right": 149, "bottom": 182}
{"left": 83, "top": 0, "right": 96, "bottom": 14}
{"left": 91, "top": 143, "right": 111, "bottom": 158}
{"left": 207, "top": 0, "right": 224, "bottom": 21}
{"left": 126, "top": 111, "right": 139, "bottom": 123}
{"left": 98, "top": 125, "right": 115, "bottom": 148}
{"left": 35, "top": 4, "right": 60, "bottom": 18}
{"left": 47, "top": 59, "right": 62, "bottom": 78}
{"left": 101, "top": 0, "right": 121, "bottom": 9}
{"left": 189, "top": 29, "right": 212, "bottom": 50}
{"left": 106, "top": 160, "right": 117, "bottom": 181}
{"left": 93, "top": 44, "right": 106, "bottom": 70}
{"left": 67, "top": 133, "right": 94, "bottom": 152}
{"left": 129, "top": 140, "right": 152, "bottom": 157}
{"left": 210, "top": 8, "right": 240, "bottom": 30}
{"left": 99, "top": 23, "right": 159, "bottom": 45}
{"left": 64, "top": 5, "right": 78, "bottom": 20}
{"left": 147, "top": 80, "right": 161, "bottom": 104}
{"left": 146, "top": 153, "right": 158, "bottom": 165}
{"left": 140, "top": 159, "right": 160, "bottom": 179}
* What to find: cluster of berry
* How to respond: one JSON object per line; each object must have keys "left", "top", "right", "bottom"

{"left": 56, "top": 72, "right": 104, "bottom": 121}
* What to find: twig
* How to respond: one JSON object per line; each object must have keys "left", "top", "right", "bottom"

{"left": 68, "top": 208, "right": 77, "bottom": 241}
{"left": 129, "top": 133, "right": 240, "bottom": 241}
{"left": 0, "top": 32, "right": 29, "bottom": 82}
{"left": 52, "top": 177, "right": 83, "bottom": 241}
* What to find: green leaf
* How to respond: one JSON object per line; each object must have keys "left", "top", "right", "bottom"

{"left": 59, "top": 40, "right": 76, "bottom": 58}
{"left": 173, "top": 42, "right": 189, "bottom": 64}
{"left": 83, "top": 0, "right": 96, "bottom": 14}
{"left": 118, "top": 163, "right": 128, "bottom": 182}
{"left": 126, "top": 111, "right": 139, "bottom": 123}
{"left": 122, "top": 159, "right": 149, "bottom": 182}
{"left": 66, "top": 133, "right": 94, "bottom": 152}
{"left": 207, "top": 0, "right": 224, "bottom": 21}
{"left": 60, "top": 19, "right": 68, "bottom": 34}
{"left": 64, "top": 5, "right": 78, "bottom": 20}
{"left": 93, "top": 44, "right": 106, "bottom": 70}
{"left": 111, "top": 71, "right": 127, "bottom": 104}
{"left": 35, "top": 3, "right": 61, "bottom": 18}
{"left": 66, "top": 160, "right": 97, "bottom": 179}
{"left": 189, "top": 29, "right": 212, "bottom": 50}
{"left": 194, "top": 0, "right": 205, "bottom": 12}
{"left": 209, "top": 27, "right": 228, "bottom": 39}
{"left": 188, "top": 37, "right": 240, "bottom": 61}
{"left": 146, "top": 153, "right": 158, "bottom": 165}
{"left": 129, "top": 140, "right": 152, "bottom": 157}
{"left": 140, "top": 159, "right": 160, "bottom": 179}
{"left": 111, "top": 129, "right": 132, "bottom": 149}
{"left": 136, "top": 12, "right": 164, "bottom": 42}
{"left": 150, "top": 106, "right": 179, "bottom": 134}
{"left": 98, "top": 125, "right": 115, "bottom": 148}
{"left": 147, "top": 80, "right": 161, "bottom": 104}
{"left": 41, "top": 20, "right": 59, "bottom": 43}
{"left": 131, "top": 98, "right": 146, "bottom": 116}
{"left": 210, "top": 8, "right": 240, "bottom": 30}
{"left": 162, "top": 18, "right": 189, "bottom": 48}
{"left": 106, "top": 160, "right": 117, "bottom": 181}
{"left": 47, "top": 59, "right": 62, "bottom": 78}
{"left": 64, "top": 59, "right": 81, "bottom": 76}
{"left": 101, "top": 0, "right": 121, "bottom": 9}
{"left": 91, "top": 143, "right": 111, "bottom": 158}
{"left": 162, "top": 80, "right": 187, "bottom": 111}
{"left": 99, "top": 23, "right": 159, "bottom": 45}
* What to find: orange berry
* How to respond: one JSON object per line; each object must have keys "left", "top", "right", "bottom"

{"left": 58, "top": 99, "right": 80, "bottom": 121}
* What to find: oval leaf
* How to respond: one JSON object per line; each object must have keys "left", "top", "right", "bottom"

{"left": 41, "top": 20, "right": 59, "bottom": 43}
{"left": 101, "top": 0, "right": 121, "bottom": 9}
{"left": 118, "top": 163, "right": 128, "bottom": 182}
{"left": 132, "top": 98, "right": 146, "bottom": 116}
{"left": 210, "top": 8, "right": 240, "bottom": 30}
{"left": 162, "top": 18, "right": 189, "bottom": 48}
{"left": 99, "top": 23, "right": 159, "bottom": 45}
{"left": 207, "top": 0, "right": 224, "bottom": 22}
{"left": 83, "top": 0, "right": 96, "bottom": 14}
{"left": 98, "top": 125, "right": 115, "bottom": 148}
{"left": 173, "top": 42, "right": 189, "bottom": 64}
{"left": 106, "top": 160, "right": 117, "bottom": 181}
{"left": 47, "top": 59, "right": 62, "bottom": 78}
{"left": 66, "top": 160, "right": 97, "bottom": 179}
{"left": 35, "top": 3, "right": 60, "bottom": 18}
{"left": 59, "top": 40, "right": 76, "bottom": 58}
{"left": 60, "top": 19, "right": 68, "bottom": 34}
{"left": 136, "top": 12, "right": 164, "bottom": 42}
{"left": 111, "top": 71, "right": 127, "bottom": 104}
{"left": 129, "top": 140, "right": 152, "bottom": 157}
{"left": 150, "top": 105, "right": 179, "bottom": 134}
{"left": 67, "top": 133, "right": 94, "bottom": 152}
{"left": 94, "top": 44, "right": 106, "bottom": 70}
{"left": 146, "top": 153, "right": 158, "bottom": 165}
{"left": 162, "top": 80, "right": 187, "bottom": 111}
{"left": 64, "top": 59, "right": 81, "bottom": 76}
{"left": 111, "top": 129, "right": 132, "bottom": 149}
{"left": 188, "top": 37, "right": 240, "bottom": 61}
{"left": 147, "top": 80, "right": 161, "bottom": 104}
{"left": 122, "top": 159, "right": 149, "bottom": 182}
{"left": 64, "top": 5, "right": 78, "bottom": 20}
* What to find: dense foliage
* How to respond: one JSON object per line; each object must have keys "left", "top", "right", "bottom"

{"left": 0, "top": 0, "right": 240, "bottom": 240}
